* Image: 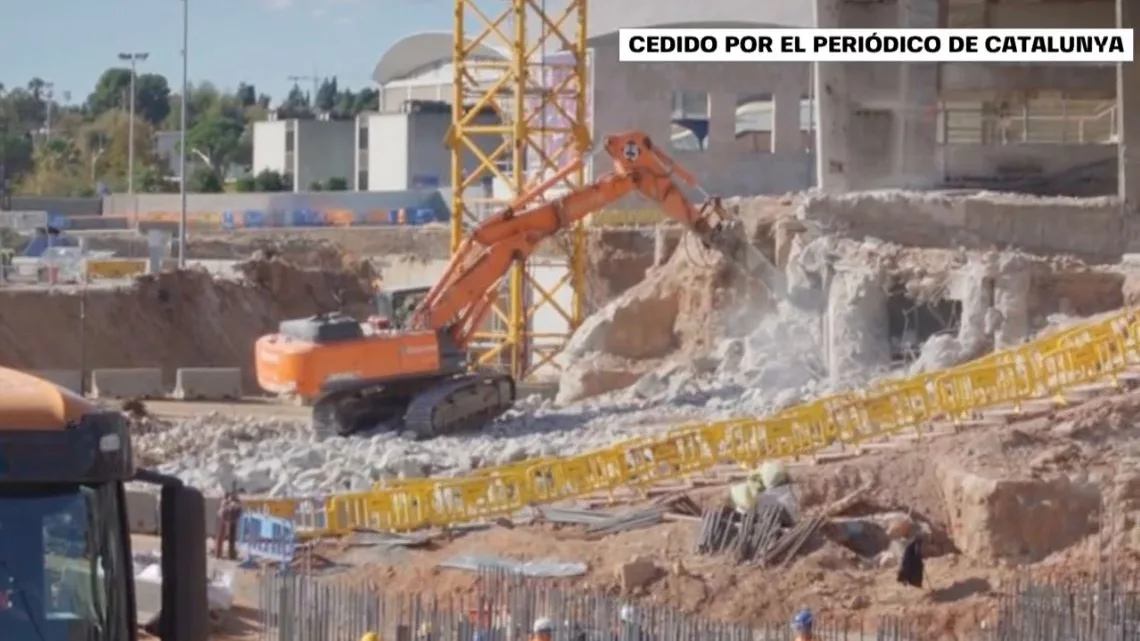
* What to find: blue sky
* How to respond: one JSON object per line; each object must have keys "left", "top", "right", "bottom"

{"left": 1, "top": 0, "right": 453, "bottom": 106}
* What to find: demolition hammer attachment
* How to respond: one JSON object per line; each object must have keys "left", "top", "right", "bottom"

{"left": 694, "top": 197, "right": 788, "bottom": 301}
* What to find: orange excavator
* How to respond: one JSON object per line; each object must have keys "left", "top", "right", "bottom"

{"left": 254, "top": 130, "right": 784, "bottom": 438}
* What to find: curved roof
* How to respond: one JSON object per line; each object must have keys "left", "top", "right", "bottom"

{"left": 372, "top": 32, "right": 507, "bottom": 86}
{"left": 586, "top": 20, "right": 795, "bottom": 46}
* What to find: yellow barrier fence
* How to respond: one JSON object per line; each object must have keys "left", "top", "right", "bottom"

{"left": 85, "top": 258, "right": 147, "bottom": 280}
{"left": 243, "top": 310, "right": 1140, "bottom": 536}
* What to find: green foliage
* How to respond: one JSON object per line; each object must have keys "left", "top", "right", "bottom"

{"left": 234, "top": 175, "right": 256, "bottom": 192}
{"left": 189, "top": 165, "right": 223, "bottom": 193}
{"left": 0, "top": 70, "right": 376, "bottom": 197}
{"left": 308, "top": 180, "right": 323, "bottom": 191}
{"left": 254, "top": 169, "right": 290, "bottom": 192}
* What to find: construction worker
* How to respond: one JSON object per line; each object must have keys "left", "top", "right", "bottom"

{"left": 791, "top": 609, "right": 813, "bottom": 641}
{"left": 530, "top": 618, "right": 554, "bottom": 641}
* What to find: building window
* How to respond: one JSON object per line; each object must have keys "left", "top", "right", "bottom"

{"left": 669, "top": 90, "right": 709, "bottom": 151}
{"left": 358, "top": 126, "right": 368, "bottom": 150}
{"left": 357, "top": 170, "right": 368, "bottom": 191}
{"left": 285, "top": 131, "right": 295, "bottom": 152}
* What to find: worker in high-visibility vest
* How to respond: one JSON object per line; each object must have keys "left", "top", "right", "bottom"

{"left": 791, "top": 608, "right": 814, "bottom": 641}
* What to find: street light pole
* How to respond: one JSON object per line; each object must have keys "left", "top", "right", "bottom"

{"left": 179, "top": 0, "right": 188, "bottom": 267}
{"left": 117, "top": 52, "right": 149, "bottom": 195}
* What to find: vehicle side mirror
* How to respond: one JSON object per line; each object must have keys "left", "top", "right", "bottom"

{"left": 159, "top": 484, "right": 209, "bottom": 641}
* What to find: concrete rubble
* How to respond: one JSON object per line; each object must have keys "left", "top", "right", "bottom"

{"left": 8, "top": 189, "right": 1139, "bottom": 503}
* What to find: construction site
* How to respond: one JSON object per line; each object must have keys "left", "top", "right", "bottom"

{"left": 2, "top": 0, "right": 1140, "bottom": 640}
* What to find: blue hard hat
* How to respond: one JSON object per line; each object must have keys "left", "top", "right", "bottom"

{"left": 792, "top": 609, "right": 813, "bottom": 631}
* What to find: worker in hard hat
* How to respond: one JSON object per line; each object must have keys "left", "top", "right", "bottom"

{"left": 530, "top": 617, "right": 555, "bottom": 641}
{"left": 791, "top": 608, "right": 814, "bottom": 641}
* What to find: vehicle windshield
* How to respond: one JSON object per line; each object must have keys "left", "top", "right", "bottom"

{"left": 0, "top": 484, "right": 129, "bottom": 641}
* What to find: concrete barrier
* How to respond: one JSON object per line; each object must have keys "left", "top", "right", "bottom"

{"left": 173, "top": 367, "right": 243, "bottom": 400}
{"left": 31, "top": 369, "right": 83, "bottom": 394}
{"left": 126, "top": 490, "right": 221, "bottom": 538}
{"left": 92, "top": 368, "right": 165, "bottom": 399}
{"left": 126, "top": 491, "right": 161, "bottom": 534}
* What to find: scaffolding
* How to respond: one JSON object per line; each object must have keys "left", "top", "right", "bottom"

{"left": 449, "top": 0, "right": 590, "bottom": 381}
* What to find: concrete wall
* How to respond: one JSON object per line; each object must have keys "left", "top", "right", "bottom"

{"left": 295, "top": 120, "right": 355, "bottom": 190}
{"left": 8, "top": 197, "right": 101, "bottom": 217}
{"left": 101, "top": 190, "right": 450, "bottom": 225}
{"left": 360, "top": 113, "right": 409, "bottom": 191}
{"left": 252, "top": 120, "right": 289, "bottom": 175}
{"left": 408, "top": 110, "right": 501, "bottom": 190}
{"left": 941, "top": 64, "right": 1116, "bottom": 99}
{"left": 800, "top": 192, "right": 1130, "bottom": 262}
{"left": 589, "top": 37, "right": 816, "bottom": 196}
{"left": 361, "top": 110, "right": 502, "bottom": 192}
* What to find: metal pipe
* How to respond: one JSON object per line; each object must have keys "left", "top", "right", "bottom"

{"left": 178, "top": 0, "right": 188, "bottom": 268}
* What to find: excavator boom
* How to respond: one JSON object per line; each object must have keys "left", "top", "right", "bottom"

{"left": 254, "top": 129, "right": 782, "bottom": 439}
{"left": 413, "top": 130, "right": 785, "bottom": 348}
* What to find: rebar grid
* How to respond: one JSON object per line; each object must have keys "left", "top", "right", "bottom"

{"left": 258, "top": 569, "right": 918, "bottom": 641}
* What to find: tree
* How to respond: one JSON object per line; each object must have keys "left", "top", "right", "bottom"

{"left": 253, "top": 169, "right": 288, "bottom": 192}
{"left": 189, "top": 165, "right": 223, "bottom": 192}
{"left": 135, "top": 74, "right": 172, "bottom": 125}
{"left": 87, "top": 68, "right": 171, "bottom": 125}
{"left": 308, "top": 179, "right": 323, "bottom": 191}
{"left": 325, "top": 177, "right": 348, "bottom": 191}
{"left": 315, "top": 77, "right": 338, "bottom": 113}
{"left": 186, "top": 114, "right": 244, "bottom": 178}
{"left": 85, "top": 110, "right": 159, "bottom": 191}
{"left": 278, "top": 84, "right": 312, "bottom": 119}
{"left": 235, "top": 83, "right": 257, "bottom": 108}
{"left": 17, "top": 137, "right": 88, "bottom": 196}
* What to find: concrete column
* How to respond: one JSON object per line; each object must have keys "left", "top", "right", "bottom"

{"left": 1118, "top": 0, "right": 1140, "bottom": 208}
{"left": 772, "top": 89, "right": 803, "bottom": 153}
{"left": 707, "top": 91, "right": 737, "bottom": 151}
{"left": 826, "top": 267, "right": 890, "bottom": 384}
{"left": 993, "top": 258, "right": 1031, "bottom": 348}
{"left": 813, "top": 0, "right": 850, "bottom": 192}
{"left": 894, "top": 0, "right": 941, "bottom": 187}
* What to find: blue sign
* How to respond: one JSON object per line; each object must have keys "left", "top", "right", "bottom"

{"left": 236, "top": 512, "right": 297, "bottom": 565}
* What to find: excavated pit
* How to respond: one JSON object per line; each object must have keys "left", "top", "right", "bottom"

{"left": 0, "top": 259, "right": 376, "bottom": 392}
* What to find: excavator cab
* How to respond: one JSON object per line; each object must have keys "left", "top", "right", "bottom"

{"left": 371, "top": 285, "right": 431, "bottom": 331}
{"left": 0, "top": 367, "right": 209, "bottom": 641}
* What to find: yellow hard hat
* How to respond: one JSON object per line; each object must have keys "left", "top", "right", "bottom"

{"left": 360, "top": 633, "right": 379, "bottom": 641}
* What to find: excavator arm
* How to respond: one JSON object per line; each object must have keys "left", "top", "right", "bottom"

{"left": 411, "top": 130, "right": 785, "bottom": 349}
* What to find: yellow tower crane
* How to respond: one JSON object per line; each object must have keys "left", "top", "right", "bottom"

{"left": 448, "top": 0, "right": 590, "bottom": 381}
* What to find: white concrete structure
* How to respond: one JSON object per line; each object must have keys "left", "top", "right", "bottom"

{"left": 371, "top": 22, "right": 820, "bottom": 198}
{"left": 354, "top": 106, "right": 502, "bottom": 191}
{"left": 251, "top": 118, "right": 356, "bottom": 192}
{"left": 813, "top": 0, "right": 1121, "bottom": 193}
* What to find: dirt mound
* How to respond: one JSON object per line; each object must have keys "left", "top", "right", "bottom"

{"left": 557, "top": 198, "right": 797, "bottom": 403}
{"left": 0, "top": 258, "right": 375, "bottom": 392}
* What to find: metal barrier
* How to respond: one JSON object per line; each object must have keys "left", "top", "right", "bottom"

{"left": 257, "top": 569, "right": 919, "bottom": 641}
{"left": 244, "top": 310, "right": 1140, "bottom": 537}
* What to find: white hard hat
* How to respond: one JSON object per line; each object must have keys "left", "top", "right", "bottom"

{"left": 619, "top": 605, "right": 636, "bottom": 623}
{"left": 533, "top": 618, "right": 554, "bottom": 633}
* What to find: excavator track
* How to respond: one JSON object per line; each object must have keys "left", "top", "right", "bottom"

{"left": 310, "top": 373, "right": 517, "bottom": 439}
{"left": 403, "top": 373, "right": 517, "bottom": 439}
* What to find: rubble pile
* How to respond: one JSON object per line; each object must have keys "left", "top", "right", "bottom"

{"left": 65, "top": 190, "right": 1140, "bottom": 502}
